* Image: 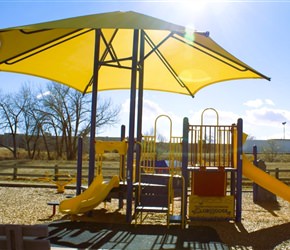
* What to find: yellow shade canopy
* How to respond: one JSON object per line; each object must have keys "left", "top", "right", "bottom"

{"left": 0, "top": 11, "right": 271, "bottom": 222}
{"left": 0, "top": 11, "right": 269, "bottom": 96}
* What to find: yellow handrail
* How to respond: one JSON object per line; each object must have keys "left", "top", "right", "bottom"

{"left": 200, "top": 108, "right": 219, "bottom": 168}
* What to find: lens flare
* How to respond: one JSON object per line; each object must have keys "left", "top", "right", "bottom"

{"left": 184, "top": 25, "right": 195, "bottom": 43}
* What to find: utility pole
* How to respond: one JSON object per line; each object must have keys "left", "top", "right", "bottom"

{"left": 282, "top": 122, "right": 286, "bottom": 139}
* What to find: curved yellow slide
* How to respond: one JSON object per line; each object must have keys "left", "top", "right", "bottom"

{"left": 59, "top": 175, "right": 119, "bottom": 215}
{"left": 242, "top": 154, "right": 290, "bottom": 202}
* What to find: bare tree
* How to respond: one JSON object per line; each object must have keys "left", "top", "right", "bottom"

{"left": 95, "top": 95, "right": 120, "bottom": 133}
{"left": 35, "top": 83, "right": 87, "bottom": 159}
{"left": 17, "top": 84, "right": 43, "bottom": 159}
{"left": 0, "top": 82, "right": 120, "bottom": 160}
{"left": 0, "top": 91, "right": 25, "bottom": 158}
{"left": 262, "top": 139, "right": 279, "bottom": 162}
{"left": 38, "top": 82, "right": 120, "bottom": 160}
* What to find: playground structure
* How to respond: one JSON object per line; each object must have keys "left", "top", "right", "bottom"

{"left": 58, "top": 109, "right": 290, "bottom": 227}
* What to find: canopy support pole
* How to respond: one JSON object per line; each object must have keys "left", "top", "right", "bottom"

{"left": 236, "top": 118, "right": 243, "bottom": 222}
{"left": 136, "top": 30, "right": 145, "bottom": 182}
{"left": 182, "top": 117, "right": 189, "bottom": 220}
{"left": 126, "top": 29, "right": 139, "bottom": 223}
{"left": 88, "top": 29, "right": 101, "bottom": 185}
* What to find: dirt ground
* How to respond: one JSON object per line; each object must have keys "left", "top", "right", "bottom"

{"left": 0, "top": 185, "right": 289, "bottom": 249}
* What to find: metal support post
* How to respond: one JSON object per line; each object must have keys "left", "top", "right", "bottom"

{"left": 126, "top": 29, "right": 139, "bottom": 223}
{"left": 236, "top": 118, "right": 243, "bottom": 222}
{"left": 182, "top": 117, "right": 189, "bottom": 223}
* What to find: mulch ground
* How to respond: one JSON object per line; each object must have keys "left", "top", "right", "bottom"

{"left": 0, "top": 185, "right": 289, "bottom": 249}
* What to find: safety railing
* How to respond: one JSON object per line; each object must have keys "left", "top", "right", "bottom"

{"left": 188, "top": 124, "right": 236, "bottom": 168}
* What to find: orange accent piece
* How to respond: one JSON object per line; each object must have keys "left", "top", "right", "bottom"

{"left": 192, "top": 170, "right": 226, "bottom": 197}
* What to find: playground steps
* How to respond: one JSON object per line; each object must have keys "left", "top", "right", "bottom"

{"left": 135, "top": 184, "right": 169, "bottom": 213}
{"left": 169, "top": 215, "right": 183, "bottom": 224}
{"left": 135, "top": 174, "right": 170, "bottom": 225}
{"left": 135, "top": 173, "right": 184, "bottom": 227}
{"left": 140, "top": 173, "right": 183, "bottom": 197}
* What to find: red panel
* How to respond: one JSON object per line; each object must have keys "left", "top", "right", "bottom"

{"left": 192, "top": 171, "right": 226, "bottom": 196}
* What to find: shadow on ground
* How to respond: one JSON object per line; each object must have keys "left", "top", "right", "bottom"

{"left": 204, "top": 221, "right": 290, "bottom": 250}
{"left": 254, "top": 200, "right": 281, "bottom": 217}
{"left": 45, "top": 202, "right": 290, "bottom": 250}
{"left": 48, "top": 221, "right": 227, "bottom": 250}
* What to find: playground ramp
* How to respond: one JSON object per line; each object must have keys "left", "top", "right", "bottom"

{"left": 242, "top": 154, "right": 290, "bottom": 203}
{"left": 59, "top": 175, "right": 119, "bottom": 215}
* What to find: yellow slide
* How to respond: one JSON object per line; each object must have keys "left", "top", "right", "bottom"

{"left": 59, "top": 175, "right": 119, "bottom": 215}
{"left": 242, "top": 154, "right": 290, "bottom": 203}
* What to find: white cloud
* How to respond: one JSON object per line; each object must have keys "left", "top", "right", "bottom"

{"left": 188, "top": 108, "right": 239, "bottom": 125}
{"left": 105, "top": 97, "right": 289, "bottom": 140}
{"left": 265, "top": 99, "right": 275, "bottom": 106}
{"left": 121, "top": 98, "right": 130, "bottom": 115}
{"left": 121, "top": 98, "right": 166, "bottom": 120}
{"left": 243, "top": 98, "right": 275, "bottom": 108}
{"left": 143, "top": 99, "right": 165, "bottom": 118}
{"left": 188, "top": 107, "right": 290, "bottom": 140}
{"left": 242, "top": 107, "right": 290, "bottom": 139}
{"left": 142, "top": 99, "right": 184, "bottom": 139}
{"left": 243, "top": 99, "right": 264, "bottom": 108}
{"left": 245, "top": 107, "right": 290, "bottom": 127}
{"left": 119, "top": 98, "right": 183, "bottom": 140}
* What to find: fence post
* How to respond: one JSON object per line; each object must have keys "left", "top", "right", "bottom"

{"left": 13, "top": 164, "right": 17, "bottom": 180}
{"left": 54, "top": 165, "right": 59, "bottom": 181}
{"left": 275, "top": 168, "right": 279, "bottom": 179}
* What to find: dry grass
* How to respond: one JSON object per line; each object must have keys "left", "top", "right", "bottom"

{"left": 0, "top": 150, "right": 289, "bottom": 182}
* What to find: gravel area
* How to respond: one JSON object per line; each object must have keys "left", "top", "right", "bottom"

{"left": 0, "top": 186, "right": 75, "bottom": 224}
{"left": 0, "top": 185, "right": 289, "bottom": 249}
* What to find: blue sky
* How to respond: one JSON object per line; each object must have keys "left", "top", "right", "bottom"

{"left": 1, "top": 0, "right": 290, "bottom": 140}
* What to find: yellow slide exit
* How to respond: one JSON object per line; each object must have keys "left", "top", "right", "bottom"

{"left": 242, "top": 154, "right": 290, "bottom": 203}
{"left": 59, "top": 175, "right": 119, "bottom": 215}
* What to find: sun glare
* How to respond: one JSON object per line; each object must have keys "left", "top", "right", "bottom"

{"left": 174, "top": 0, "right": 227, "bottom": 42}
{"left": 177, "top": 0, "right": 209, "bottom": 41}
{"left": 184, "top": 0, "right": 207, "bottom": 11}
